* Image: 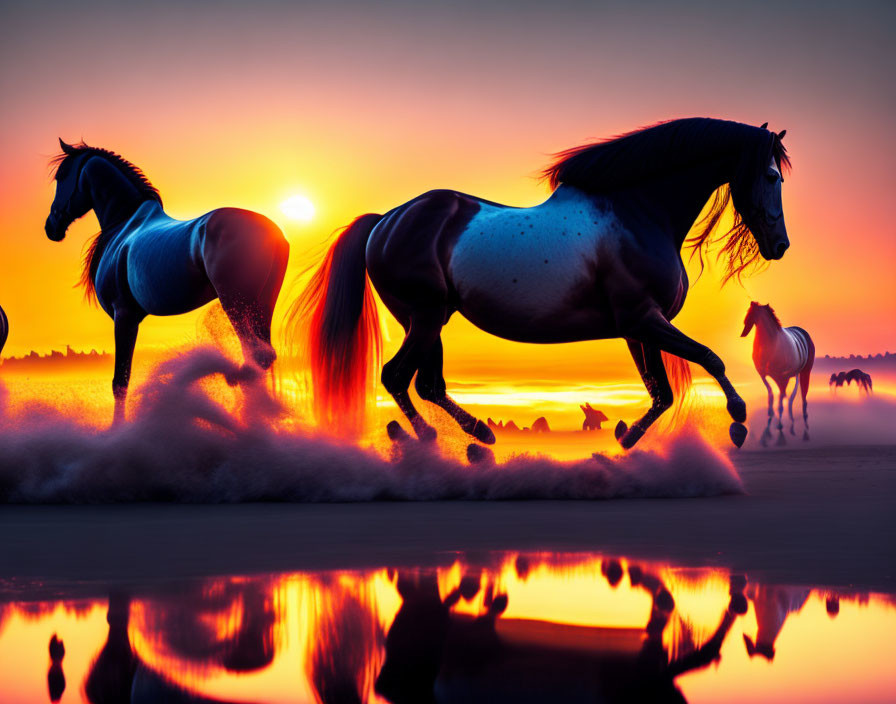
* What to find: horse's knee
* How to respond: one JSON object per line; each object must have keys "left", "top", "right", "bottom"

{"left": 656, "top": 388, "right": 674, "bottom": 412}
{"left": 381, "top": 360, "right": 410, "bottom": 395}
{"left": 414, "top": 374, "right": 445, "bottom": 402}
{"left": 700, "top": 350, "right": 725, "bottom": 377}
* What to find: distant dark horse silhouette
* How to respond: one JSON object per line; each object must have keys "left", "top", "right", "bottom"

{"left": 742, "top": 302, "right": 814, "bottom": 444}
{"left": 0, "top": 303, "right": 7, "bottom": 356}
{"left": 45, "top": 140, "right": 289, "bottom": 423}
{"left": 830, "top": 369, "right": 873, "bottom": 394}
{"left": 291, "top": 118, "right": 791, "bottom": 453}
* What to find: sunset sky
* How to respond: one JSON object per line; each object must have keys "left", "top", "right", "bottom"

{"left": 1, "top": 0, "right": 894, "bottom": 392}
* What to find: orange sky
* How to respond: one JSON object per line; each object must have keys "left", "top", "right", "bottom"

{"left": 1, "top": 1, "right": 894, "bottom": 391}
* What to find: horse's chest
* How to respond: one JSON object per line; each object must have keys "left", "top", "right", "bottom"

{"left": 448, "top": 208, "right": 607, "bottom": 318}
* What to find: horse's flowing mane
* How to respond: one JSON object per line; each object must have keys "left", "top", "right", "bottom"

{"left": 542, "top": 117, "right": 791, "bottom": 285}
{"left": 50, "top": 143, "right": 162, "bottom": 305}
{"left": 757, "top": 303, "right": 782, "bottom": 329}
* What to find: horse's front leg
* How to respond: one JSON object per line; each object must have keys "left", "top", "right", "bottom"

{"left": 626, "top": 310, "right": 747, "bottom": 448}
{"left": 786, "top": 377, "right": 800, "bottom": 435}
{"left": 615, "top": 340, "right": 674, "bottom": 449}
{"left": 112, "top": 310, "right": 141, "bottom": 426}
{"left": 760, "top": 376, "right": 774, "bottom": 446}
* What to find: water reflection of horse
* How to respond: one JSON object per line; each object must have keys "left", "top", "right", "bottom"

{"left": 830, "top": 369, "right": 873, "bottom": 394}
{"left": 375, "top": 563, "right": 747, "bottom": 704}
{"left": 83, "top": 582, "right": 277, "bottom": 704}
{"left": 742, "top": 584, "right": 811, "bottom": 660}
{"left": 44, "top": 140, "right": 289, "bottom": 424}
{"left": 292, "top": 118, "right": 791, "bottom": 453}
{"left": 741, "top": 302, "right": 814, "bottom": 445}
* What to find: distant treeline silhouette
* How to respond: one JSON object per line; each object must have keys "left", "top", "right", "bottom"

{"left": 0, "top": 345, "right": 110, "bottom": 372}
{"left": 816, "top": 352, "right": 895, "bottom": 374}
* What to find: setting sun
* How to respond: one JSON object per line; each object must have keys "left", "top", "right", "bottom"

{"left": 280, "top": 194, "right": 315, "bottom": 222}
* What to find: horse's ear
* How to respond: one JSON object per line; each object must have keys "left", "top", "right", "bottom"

{"left": 59, "top": 138, "right": 76, "bottom": 155}
{"left": 760, "top": 122, "right": 768, "bottom": 129}
{"left": 776, "top": 129, "right": 786, "bottom": 140}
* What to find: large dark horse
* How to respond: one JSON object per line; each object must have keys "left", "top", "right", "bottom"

{"left": 45, "top": 140, "right": 289, "bottom": 423}
{"left": 292, "top": 118, "right": 790, "bottom": 452}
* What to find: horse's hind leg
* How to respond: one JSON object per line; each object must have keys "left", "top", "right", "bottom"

{"left": 381, "top": 312, "right": 442, "bottom": 442}
{"left": 615, "top": 340, "right": 673, "bottom": 449}
{"left": 787, "top": 376, "right": 799, "bottom": 435}
{"left": 204, "top": 210, "right": 289, "bottom": 374}
{"left": 799, "top": 367, "right": 812, "bottom": 441}
{"left": 415, "top": 336, "right": 495, "bottom": 445}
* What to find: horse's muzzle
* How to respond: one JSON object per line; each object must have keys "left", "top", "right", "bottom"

{"left": 45, "top": 216, "right": 65, "bottom": 241}
{"left": 771, "top": 239, "right": 789, "bottom": 260}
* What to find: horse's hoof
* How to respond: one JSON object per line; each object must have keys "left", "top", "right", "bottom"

{"left": 472, "top": 419, "right": 496, "bottom": 445}
{"left": 619, "top": 425, "right": 645, "bottom": 450}
{"left": 727, "top": 397, "right": 747, "bottom": 423}
{"left": 603, "top": 559, "right": 624, "bottom": 587}
{"left": 730, "top": 593, "right": 748, "bottom": 615}
{"left": 760, "top": 428, "right": 771, "bottom": 447}
{"left": 386, "top": 420, "right": 411, "bottom": 443}
{"left": 614, "top": 420, "right": 628, "bottom": 441}
{"left": 803, "top": 431, "right": 810, "bottom": 442}
{"left": 776, "top": 432, "right": 787, "bottom": 447}
{"left": 489, "top": 593, "right": 509, "bottom": 616}
{"left": 467, "top": 443, "right": 494, "bottom": 464}
{"left": 729, "top": 422, "right": 748, "bottom": 448}
{"left": 224, "top": 365, "right": 261, "bottom": 387}
{"left": 655, "top": 588, "right": 675, "bottom": 613}
{"left": 414, "top": 423, "right": 438, "bottom": 443}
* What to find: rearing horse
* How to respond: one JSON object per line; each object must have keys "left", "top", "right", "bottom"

{"left": 45, "top": 140, "right": 289, "bottom": 423}
{"left": 292, "top": 118, "right": 791, "bottom": 452}
{"left": 741, "top": 302, "right": 814, "bottom": 444}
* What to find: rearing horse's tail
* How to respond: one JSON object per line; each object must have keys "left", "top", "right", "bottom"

{"left": 661, "top": 351, "right": 693, "bottom": 423}
{"left": 285, "top": 214, "right": 383, "bottom": 434}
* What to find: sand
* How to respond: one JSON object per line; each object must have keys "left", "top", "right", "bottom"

{"left": 1, "top": 445, "right": 893, "bottom": 597}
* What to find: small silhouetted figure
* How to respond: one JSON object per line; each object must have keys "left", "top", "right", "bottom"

{"left": 581, "top": 402, "right": 608, "bottom": 430}
{"left": 531, "top": 416, "right": 551, "bottom": 433}
{"left": 48, "top": 633, "right": 65, "bottom": 702}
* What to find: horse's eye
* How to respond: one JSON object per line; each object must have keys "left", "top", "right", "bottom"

{"left": 766, "top": 172, "right": 778, "bottom": 184}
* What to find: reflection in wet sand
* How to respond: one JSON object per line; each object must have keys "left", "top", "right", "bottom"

{"left": 0, "top": 554, "right": 893, "bottom": 703}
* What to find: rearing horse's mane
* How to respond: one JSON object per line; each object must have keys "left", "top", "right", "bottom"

{"left": 50, "top": 143, "right": 162, "bottom": 305}
{"left": 542, "top": 117, "right": 791, "bottom": 285}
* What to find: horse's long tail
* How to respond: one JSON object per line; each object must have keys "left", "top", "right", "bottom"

{"left": 661, "top": 351, "right": 693, "bottom": 423}
{"left": 284, "top": 214, "right": 383, "bottom": 434}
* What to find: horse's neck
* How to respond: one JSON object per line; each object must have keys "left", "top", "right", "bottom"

{"left": 83, "top": 157, "right": 148, "bottom": 233}
{"left": 753, "top": 316, "right": 782, "bottom": 350}
{"left": 625, "top": 156, "right": 734, "bottom": 250}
